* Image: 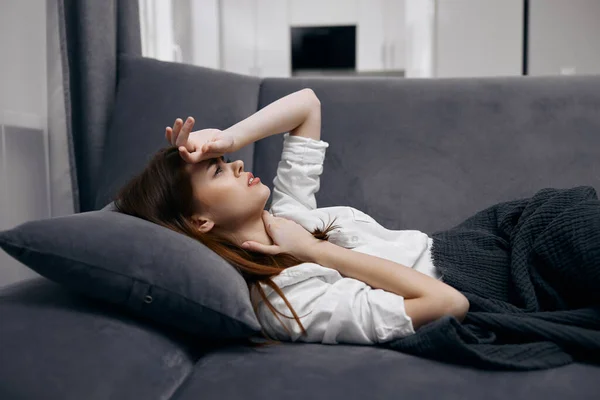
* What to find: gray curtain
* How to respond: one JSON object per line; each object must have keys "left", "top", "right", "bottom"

{"left": 47, "top": 0, "right": 73, "bottom": 219}
{"left": 57, "top": 0, "right": 141, "bottom": 213}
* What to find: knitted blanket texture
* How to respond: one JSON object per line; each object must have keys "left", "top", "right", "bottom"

{"left": 381, "top": 186, "right": 600, "bottom": 370}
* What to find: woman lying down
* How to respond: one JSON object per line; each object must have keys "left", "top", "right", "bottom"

{"left": 112, "top": 88, "right": 467, "bottom": 346}
{"left": 111, "top": 88, "right": 600, "bottom": 370}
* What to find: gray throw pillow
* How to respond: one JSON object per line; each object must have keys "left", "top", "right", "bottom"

{"left": 0, "top": 207, "right": 262, "bottom": 340}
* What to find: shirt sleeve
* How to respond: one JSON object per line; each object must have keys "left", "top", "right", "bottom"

{"left": 269, "top": 132, "right": 330, "bottom": 215}
{"left": 257, "top": 275, "right": 416, "bottom": 345}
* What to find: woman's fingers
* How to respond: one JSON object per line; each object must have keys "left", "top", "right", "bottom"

{"left": 178, "top": 146, "right": 214, "bottom": 164}
{"left": 175, "top": 118, "right": 189, "bottom": 148}
{"left": 241, "top": 241, "right": 279, "bottom": 255}
{"left": 178, "top": 147, "right": 199, "bottom": 163}
{"left": 171, "top": 118, "right": 183, "bottom": 145}
{"left": 199, "top": 151, "right": 222, "bottom": 163}
{"left": 177, "top": 147, "right": 189, "bottom": 163}
{"left": 165, "top": 127, "right": 173, "bottom": 144}
{"left": 176, "top": 117, "right": 195, "bottom": 150}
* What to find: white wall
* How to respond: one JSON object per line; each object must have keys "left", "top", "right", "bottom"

{"left": 256, "top": 0, "right": 291, "bottom": 77}
{"left": 190, "top": 0, "right": 221, "bottom": 69}
{"left": 434, "top": 0, "right": 523, "bottom": 78}
{"left": 0, "top": 1, "right": 47, "bottom": 126}
{"left": 220, "top": 0, "right": 259, "bottom": 76}
{"left": 0, "top": 0, "right": 48, "bottom": 287}
{"left": 405, "top": 0, "right": 435, "bottom": 77}
{"left": 139, "top": 0, "right": 176, "bottom": 62}
{"left": 529, "top": 0, "right": 600, "bottom": 76}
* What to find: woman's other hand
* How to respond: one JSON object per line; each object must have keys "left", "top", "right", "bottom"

{"left": 165, "top": 116, "right": 238, "bottom": 164}
{"left": 241, "top": 211, "right": 320, "bottom": 262}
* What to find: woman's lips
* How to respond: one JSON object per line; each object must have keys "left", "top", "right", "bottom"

{"left": 249, "top": 177, "right": 261, "bottom": 186}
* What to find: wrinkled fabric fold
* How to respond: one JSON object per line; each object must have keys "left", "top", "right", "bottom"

{"left": 381, "top": 186, "right": 600, "bottom": 370}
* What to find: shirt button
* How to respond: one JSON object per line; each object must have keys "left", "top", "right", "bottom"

{"left": 144, "top": 295, "right": 153, "bottom": 304}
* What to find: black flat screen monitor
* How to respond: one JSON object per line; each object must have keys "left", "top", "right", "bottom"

{"left": 291, "top": 25, "right": 356, "bottom": 72}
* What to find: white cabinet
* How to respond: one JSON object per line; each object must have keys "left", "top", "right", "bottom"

{"left": 220, "top": 0, "right": 258, "bottom": 76}
{"left": 357, "top": 0, "right": 405, "bottom": 73}
{"left": 220, "top": 0, "right": 406, "bottom": 77}
{"left": 356, "top": 0, "right": 386, "bottom": 72}
{"left": 404, "top": 0, "right": 435, "bottom": 78}
{"left": 384, "top": 0, "right": 406, "bottom": 71}
{"left": 255, "top": 0, "right": 291, "bottom": 77}
{"left": 220, "top": 0, "right": 289, "bottom": 77}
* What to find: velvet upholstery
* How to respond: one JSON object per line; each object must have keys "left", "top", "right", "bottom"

{"left": 1, "top": 56, "right": 599, "bottom": 399}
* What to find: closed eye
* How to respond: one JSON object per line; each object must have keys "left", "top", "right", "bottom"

{"left": 214, "top": 157, "right": 232, "bottom": 176}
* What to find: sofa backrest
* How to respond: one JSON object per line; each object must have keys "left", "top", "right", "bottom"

{"left": 255, "top": 76, "right": 600, "bottom": 234}
{"left": 95, "top": 56, "right": 600, "bottom": 234}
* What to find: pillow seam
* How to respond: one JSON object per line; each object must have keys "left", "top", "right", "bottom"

{"left": 0, "top": 238, "right": 253, "bottom": 325}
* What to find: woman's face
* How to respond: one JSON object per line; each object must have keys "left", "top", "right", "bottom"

{"left": 185, "top": 155, "right": 270, "bottom": 231}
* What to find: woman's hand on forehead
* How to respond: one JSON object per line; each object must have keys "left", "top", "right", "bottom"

{"left": 165, "top": 116, "right": 237, "bottom": 164}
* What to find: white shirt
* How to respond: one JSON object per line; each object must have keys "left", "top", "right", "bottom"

{"left": 250, "top": 132, "right": 442, "bottom": 345}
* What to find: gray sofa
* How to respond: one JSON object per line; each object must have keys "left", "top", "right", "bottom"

{"left": 1, "top": 56, "right": 599, "bottom": 399}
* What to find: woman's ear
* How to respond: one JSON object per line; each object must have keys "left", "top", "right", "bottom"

{"left": 191, "top": 215, "right": 214, "bottom": 233}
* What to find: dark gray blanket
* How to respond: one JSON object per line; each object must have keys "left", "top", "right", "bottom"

{"left": 381, "top": 186, "right": 600, "bottom": 370}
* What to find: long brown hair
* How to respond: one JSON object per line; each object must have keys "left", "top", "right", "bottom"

{"left": 112, "top": 146, "right": 340, "bottom": 348}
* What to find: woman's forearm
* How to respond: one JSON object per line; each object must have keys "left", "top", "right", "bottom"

{"left": 307, "top": 240, "right": 465, "bottom": 302}
{"left": 306, "top": 241, "right": 470, "bottom": 328}
{"left": 224, "top": 88, "right": 319, "bottom": 149}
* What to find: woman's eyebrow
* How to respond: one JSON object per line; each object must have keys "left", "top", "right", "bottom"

{"left": 205, "top": 155, "right": 225, "bottom": 173}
